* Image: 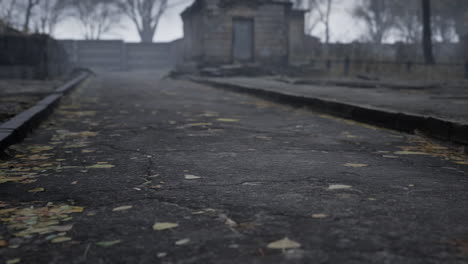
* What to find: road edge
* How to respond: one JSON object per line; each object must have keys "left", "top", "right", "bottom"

{"left": 0, "top": 70, "right": 93, "bottom": 151}
{"left": 190, "top": 77, "right": 468, "bottom": 146}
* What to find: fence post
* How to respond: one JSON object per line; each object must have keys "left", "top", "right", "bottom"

{"left": 406, "top": 61, "right": 413, "bottom": 73}
{"left": 465, "top": 61, "right": 468, "bottom": 79}
{"left": 326, "top": 59, "right": 331, "bottom": 71}
{"left": 343, "top": 56, "right": 350, "bottom": 76}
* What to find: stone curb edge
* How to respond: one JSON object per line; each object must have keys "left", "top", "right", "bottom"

{"left": 191, "top": 78, "right": 468, "bottom": 146}
{"left": 0, "top": 71, "right": 92, "bottom": 151}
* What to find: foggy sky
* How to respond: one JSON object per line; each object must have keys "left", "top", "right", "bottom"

{"left": 54, "top": 1, "right": 362, "bottom": 43}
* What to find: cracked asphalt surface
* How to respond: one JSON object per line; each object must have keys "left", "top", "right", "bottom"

{"left": 1, "top": 70, "right": 468, "bottom": 264}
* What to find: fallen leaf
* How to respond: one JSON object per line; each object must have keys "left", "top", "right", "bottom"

{"left": 153, "top": 222, "right": 178, "bottom": 231}
{"left": 0, "top": 240, "right": 8, "bottom": 247}
{"left": 450, "top": 240, "right": 468, "bottom": 256}
{"left": 219, "top": 214, "right": 238, "bottom": 228}
{"left": 49, "top": 225, "right": 73, "bottom": 232}
{"left": 394, "top": 151, "right": 429, "bottom": 155}
{"left": 71, "top": 181, "right": 78, "bottom": 185}
{"left": 6, "top": 258, "right": 21, "bottom": 264}
{"left": 216, "top": 118, "right": 239, "bottom": 122}
{"left": 70, "top": 206, "right": 85, "bottom": 213}
{"left": 157, "top": 252, "right": 167, "bottom": 258}
{"left": 0, "top": 208, "right": 17, "bottom": 215}
{"left": 187, "top": 123, "right": 212, "bottom": 127}
{"left": 175, "top": 238, "right": 190, "bottom": 246}
{"left": 344, "top": 163, "right": 368, "bottom": 168}
{"left": 267, "top": 238, "right": 301, "bottom": 250}
{"left": 455, "top": 161, "right": 468, "bottom": 165}
{"left": 28, "top": 188, "right": 45, "bottom": 193}
{"left": 96, "top": 240, "right": 122, "bottom": 247}
{"left": 51, "top": 236, "right": 72, "bottom": 243}
{"left": 184, "top": 174, "right": 201, "bottom": 180}
{"left": 311, "top": 214, "right": 329, "bottom": 219}
{"left": 328, "top": 184, "right": 352, "bottom": 190}
{"left": 112, "top": 205, "right": 133, "bottom": 212}
{"left": 86, "top": 164, "right": 115, "bottom": 169}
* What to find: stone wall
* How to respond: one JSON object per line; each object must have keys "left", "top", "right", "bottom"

{"left": 288, "top": 10, "right": 308, "bottom": 65}
{"left": 61, "top": 40, "right": 181, "bottom": 71}
{"left": 309, "top": 42, "right": 464, "bottom": 64}
{"left": 0, "top": 34, "right": 70, "bottom": 79}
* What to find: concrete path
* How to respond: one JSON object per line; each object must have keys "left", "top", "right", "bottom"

{"left": 1, "top": 71, "right": 468, "bottom": 264}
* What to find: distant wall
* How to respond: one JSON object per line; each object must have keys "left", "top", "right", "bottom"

{"left": 60, "top": 39, "right": 182, "bottom": 71}
{"left": 0, "top": 34, "right": 70, "bottom": 79}
{"left": 309, "top": 42, "right": 464, "bottom": 64}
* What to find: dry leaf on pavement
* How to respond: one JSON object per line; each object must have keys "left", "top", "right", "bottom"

{"left": 344, "top": 163, "right": 368, "bottom": 168}
{"left": 328, "top": 184, "right": 352, "bottom": 190}
{"left": 153, "top": 222, "right": 178, "bottom": 231}
{"left": 96, "top": 240, "right": 122, "bottom": 247}
{"left": 112, "top": 206, "right": 133, "bottom": 212}
{"left": 185, "top": 174, "right": 201, "bottom": 180}
{"left": 267, "top": 237, "right": 301, "bottom": 249}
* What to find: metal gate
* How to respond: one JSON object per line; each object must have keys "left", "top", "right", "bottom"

{"left": 232, "top": 18, "right": 254, "bottom": 63}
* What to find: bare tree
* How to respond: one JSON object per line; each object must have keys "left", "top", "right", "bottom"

{"left": 22, "top": 0, "right": 40, "bottom": 33}
{"left": 393, "top": 0, "right": 422, "bottom": 43}
{"left": 33, "top": 0, "right": 69, "bottom": 35}
{"left": 353, "top": 0, "right": 396, "bottom": 44}
{"left": 117, "top": 0, "right": 168, "bottom": 43}
{"left": 71, "top": 0, "right": 121, "bottom": 40}
{"left": 0, "top": 0, "right": 19, "bottom": 28}
{"left": 302, "top": 0, "right": 335, "bottom": 44}
{"left": 422, "top": 0, "right": 435, "bottom": 64}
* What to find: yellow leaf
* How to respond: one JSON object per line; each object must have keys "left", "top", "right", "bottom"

{"left": 216, "top": 118, "right": 239, "bottom": 122}
{"left": 394, "top": 151, "right": 429, "bottom": 155}
{"left": 51, "top": 236, "right": 71, "bottom": 243}
{"left": 455, "top": 161, "right": 468, "bottom": 165}
{"left": 112, "top": 206, "right": 133, "bottom": 212}
{"left": 70, "top": 206, "right": 85, "bottom": 213}
{"left": 187, "top": 123, "right": 212, "bottom": 127}
{"left": 328, "top": 184, "right": 352, "bottom": 190}
{"left": 153, "top": 222, "right": 178, "bottom": 231}
{"left": 184, "top": 174, "right": 201, "bottom": 180}
{"left": 344, "top": 163, "right": 368, "bottom": 168}
{"left": 6, "top": 258, "right": 21, "bottom": 264}
{"left": 86, "top": 164, "right": 115, "bottom": 169}
{"left": 28, "top": 188, "right": 45, "bottom": 193}
{"left": 311, "top": 214, "right": 329, "bottom": 219}
{"left": 267, "top": 238, "right": 301, "bottom": 249}
{"left": 0, "top": 208, "right": 17, "bottom": 215}
{"left": 96, "top": 240, "right": 122, "bottom": 247}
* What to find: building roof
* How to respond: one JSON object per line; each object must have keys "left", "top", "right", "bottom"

{"left": 182, "top": 0, "right": 302, "bottom": 17}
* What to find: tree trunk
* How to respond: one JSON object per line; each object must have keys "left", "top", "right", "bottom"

{"left": 422, "top": 0, "right": 435, "bottom": 64}
{"left": 23, "top": 0, "right": 33, "bottom": 33}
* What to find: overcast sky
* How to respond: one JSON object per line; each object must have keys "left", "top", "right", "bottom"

{"left": 55, "top": 1, "right": 362, "bottom": 43}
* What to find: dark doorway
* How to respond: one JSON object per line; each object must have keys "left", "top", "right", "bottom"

{"left": 232, "top": 18, "right": 254, "bottom": 63}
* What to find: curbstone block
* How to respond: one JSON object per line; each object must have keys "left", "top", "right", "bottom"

{"left": 192, "top": 77, "right": 468, "bottom": 147}
{"left": 0, "top": 71, "right": 91, "bottom": 151}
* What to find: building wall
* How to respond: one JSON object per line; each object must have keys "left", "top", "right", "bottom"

{"left": 183, "top": 1, "right": 297, "bottom": 66}
{"left": 288, "top": 11, "right": 307, "bottom": 65}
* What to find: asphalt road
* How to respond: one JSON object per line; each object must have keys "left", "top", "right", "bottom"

{"left": 1, "top": 71, "right": 468, "bottom": 264}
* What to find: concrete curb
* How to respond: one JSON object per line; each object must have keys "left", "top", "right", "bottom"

{"left": 0, "top": 71, "right": 92, "bottom": 151}
{"left": 191, "top": 77, "right": 468, "bottom": 146}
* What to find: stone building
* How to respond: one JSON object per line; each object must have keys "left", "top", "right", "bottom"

{"left": 181, "top": 0, "right": 308, "bottom": 67}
